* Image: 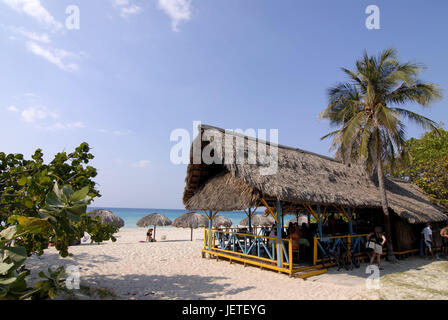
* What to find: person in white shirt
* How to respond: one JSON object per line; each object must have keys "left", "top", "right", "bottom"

{"left": 422, "top": 223, "right": 434, "bottom": 259}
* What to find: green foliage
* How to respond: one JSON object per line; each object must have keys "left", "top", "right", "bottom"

{"left": 395, "top": 128, "right": 448, "bottom": 210}
{"left": 38, "top": 183, "right": 93, "bottom": 257}
{"left": 0, "top": 142, "right": 99, "bottom": 224}
{"left": 0, "top": 215, "right": 51, "bottom": 300}
{"left": 0, "top": 143, "right": 119, "bottom": 300}
{"left": 78, "top": 214, "right": 117, "bottom": 244}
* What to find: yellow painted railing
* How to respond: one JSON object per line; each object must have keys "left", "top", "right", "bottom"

{"left": 313, "top": 234, "right": 369, "bottom": 265}
{"left": 204, "top": 229, "right": 294, "bottom": 273}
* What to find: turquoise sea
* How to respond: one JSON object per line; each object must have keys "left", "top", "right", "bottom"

{"left": 87, "top": 207, "right": 255, "bottom": 228}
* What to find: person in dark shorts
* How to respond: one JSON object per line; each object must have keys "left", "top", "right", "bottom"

{"left": 367, "top": 226, "right": 386, "bottom": 270}
{"left": 440, "top": 223, "right": 448, "bottom": 257}
{"left": 422, "top": 223, "right": 434, "bottom": 259}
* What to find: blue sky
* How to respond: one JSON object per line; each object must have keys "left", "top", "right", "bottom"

{"left": 1, "top": 0, "right": 447, "bottom": 209}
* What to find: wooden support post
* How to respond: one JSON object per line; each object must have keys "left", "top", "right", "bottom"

{"left": 289, "top": 239, "right": 293, "bottom": 272}
{"left": 276, "top": 200, "right": 283, "bottom": 268}
{"left": 313, "top": 237, "right": 317, "bottom": 266}
{"left": 348, "top": 208, "right": 353, "bottom": 259}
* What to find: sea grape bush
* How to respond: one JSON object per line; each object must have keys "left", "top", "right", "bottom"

{"left": 395, "top": 128, "right": 448, "bottom": 210}
{"left": 0, "top": 143, "right": 118, "bottom": 299}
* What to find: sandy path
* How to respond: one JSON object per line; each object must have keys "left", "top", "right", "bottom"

{"left": 26, "top": 228, "right": 448, "bottom": 300}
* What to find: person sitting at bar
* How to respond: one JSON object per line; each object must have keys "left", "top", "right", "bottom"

{"left": 268, "top": 224, "right": 277, "bottom": 247}
{"left": 286, "top": 222, "right": 294, "bottom": 237}
{"left": 328, "top": 214, "right": 337, "bottom": 235}
{"left": 287, "top": 225, "right": 302, "bottom": 262}
{"left": 334, "top": 214, "right": 345, "bottom": 235}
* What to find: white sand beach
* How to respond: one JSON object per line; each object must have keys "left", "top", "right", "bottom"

{"left": 26, "top": 228, "right": 448, "bottom": 300}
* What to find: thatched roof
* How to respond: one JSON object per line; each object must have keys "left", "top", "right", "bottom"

{"left": 183, "top": 124, "right": 447, "bottom": 224}
{"left": 88, "top": 209, "right": 125, "bottom": 228}
{"left": 136, "top": 213, "right": 172, "bottom": 227}
{"left": 172, "top": 212, "right": 208, "bottom": 228}
{"left": 212, "top": 215, "right": 232, "bottom": 228}
{"left": 239, "top": 214, "right": 275, "bottom": 227}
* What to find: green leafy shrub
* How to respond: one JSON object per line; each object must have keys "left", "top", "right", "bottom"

{"left": 0, "top": 143, "right": 118, "bottom": 299}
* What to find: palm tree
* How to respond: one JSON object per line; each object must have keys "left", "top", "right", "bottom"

{"left": 320, "top": 48, "right": 442, "bottom": 260}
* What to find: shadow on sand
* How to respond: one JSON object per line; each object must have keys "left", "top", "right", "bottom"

{"left": 310, "top": 256, "right": 448, "bottom": 287}
{"left": 80, "top": 273, "right": 256, "bottom": 299}
{"left": 28, "top": 252, "right": 121, "bottom": 270}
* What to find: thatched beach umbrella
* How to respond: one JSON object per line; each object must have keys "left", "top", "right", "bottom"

{"left": 172, "top": 212, "right": 208, "bottom": 241}
{"left": 287, "top": 215, "right": 308, "bottom": 226}
{"left": 136, "top": 213, "right": 172, "bottom": 240}
{"left": 212, "top": 215, "right": 232, "bottom": 228}
{"left": 239, "top": 214, "right": 274, "bottom": 227}
{"left": 88, "top": 209, "right": 125, "bottom": 228}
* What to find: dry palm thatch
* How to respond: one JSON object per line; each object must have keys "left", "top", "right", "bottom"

{"left": 183, "top": 124, "right": 447, "bottom": 225}
{"left": 212, "top": 215, "right": 232, "bottom": 228}
{"left": 239, "top": 214, "right": 275, "bottom": 227}
{"left": 136, "top": 213, "right": 172, "bottom": 240}
{"left": 88, "top": 209, "right": 125, "bottom": 228}
{"left": 172, "top": 212, "right": 208, "bottom": 241}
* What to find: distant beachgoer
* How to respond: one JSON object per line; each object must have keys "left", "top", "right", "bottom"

{"left": 367, "top": 226, "right": 386, "bottom": 270}
{"left": 441, "top": 223, "right": 448, "bottom": 257}
{"left": 422, "top": 223, "right": 434, "bottom": 259}
{"left": 146, "top": 228, "right": 156, "bottom": 242}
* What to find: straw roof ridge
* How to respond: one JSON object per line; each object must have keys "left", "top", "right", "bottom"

{"left": 200, "top": 124, "right": 339, "bottom": 163}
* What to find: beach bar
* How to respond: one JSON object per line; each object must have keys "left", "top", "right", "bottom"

{"left": 183, "top": 124, "right": 448, "bottom": 277}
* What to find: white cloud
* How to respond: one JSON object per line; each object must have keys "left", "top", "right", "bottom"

{"left": 8, "top": 102, "right": 84, "bottom": 131}
{"left": 113, "top": 129, "right": 132, "bottom": 136}
{"left": 113, "top": 0, "right": 130, "bottom": 6}
{"left": 132, "top": 160, "right": 151, "bottom": 168}
{"left": 3, "top": 0, "right": 63, "bottom": 31}
{"left": 158, "top": 0, "right": 192, "bottom": 32}
{"left": 21, "top": 106, "right": 58, "bottom": 123}
{"left": 26, "top": 41, "right": 79, "bottom": 72}
{"left": 37, "top": 121, "right": 85, "bottom": 131}
{"left": 113, "top": 0, "right": 141, "bottom": 18}
{"left": 99, "top": 129, "right": 132, "bottom": 136}
{"left": 24, "top": 92, "right": 39, "bottom": 98}
{"left": 7, "top": 105, "right": 19, "bottom": 112}
{"left": 11, "top": 26, "right": 50, "bottom": 43}
{"left": 121, "top": 4, "right": 141, "bottom": 17}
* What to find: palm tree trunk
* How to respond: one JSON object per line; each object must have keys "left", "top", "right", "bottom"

{"left": 376, "top": 128, "right": 396, "bottom": 261}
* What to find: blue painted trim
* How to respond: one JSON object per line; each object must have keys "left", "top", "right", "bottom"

{"left": 276, "top": 200, "right": 282, "bottom": 268}
{"left": 317, "top": 205, "right": 323, "bottom": 239}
